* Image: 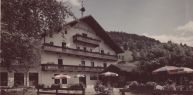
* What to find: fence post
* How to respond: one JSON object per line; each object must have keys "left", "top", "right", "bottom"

{"left": 120, "top": 90, "right": 125, "bottom": 95}
{"left": 37, "top": 88, "right": 39, "bottom": 95}
{"left": 56, "top": 88, "right": 58, "bottom": 95}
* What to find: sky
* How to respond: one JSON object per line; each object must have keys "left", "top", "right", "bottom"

{"left": 62, "top": 0, "right": 193, "bottom": 47}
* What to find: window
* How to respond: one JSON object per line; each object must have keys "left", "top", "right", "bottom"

{"left": 14, "top": 73, "right": 24, "bottom": 86}
{"left": 101, "top": 50, "right": 104, "bottom": 54}
{"left": 90, "top": 75, "right": 97, "bottom": 80}
{"left": 83, "top": 47, "right": 87, "bottom": 51}
{"left": 77, "top": 46, "right": 80, "bottom": 50}
{"left": 29, "top": 73, "right": 38, "bottom": 86}
{"left": 82, "top": 33, "right": 87, "bottom": 37}
{"left": 58, "top": 59, "right": 63, "bottom": 65}
{"left": 62, "top": 78, "right": 67, "bottom": 84}
{"left": 0, "top": 72, "right": 8, "bottom": 86}
{"left": 91, "top": 62, "right": 94, "bottom": 67}
{"left": 103, "top": 63, "right": 107, "bottom": 68}
{"left": 81, "top": 61, "right": 85, "bottom": 66}
{"left": 54, "top": 74, "right": 60, "bottom": 84}
{"left": 50, "top": 42, "right": 54, "bottom": 45}
{"left": 0, "top": 59, "right": 7, "bottom": 67}
{"left": 64, "top": 30, "right": 67, "bottom": 34}
{"left": 62, "top": 42, "right": 66, "bottom": 48}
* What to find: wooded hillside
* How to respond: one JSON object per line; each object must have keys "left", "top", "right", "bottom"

{"left": 108, "top": 31, "right": 193, "bottom": 73}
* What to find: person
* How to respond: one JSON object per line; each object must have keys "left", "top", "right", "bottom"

{"left": 124, "top": 82, "right": 130, "bottom": 89}
{"left": 107, "top": 82, "right": 113, "bottom": 94}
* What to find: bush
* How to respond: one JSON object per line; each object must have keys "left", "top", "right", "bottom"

{"left": 51, "top": 84, "right": 61, "bottom": 89}
{"left": 127, "top": 81, "right": 156, "bottom": 90}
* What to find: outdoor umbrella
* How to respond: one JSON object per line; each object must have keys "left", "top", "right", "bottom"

{"left": 100, "top": 72, "right": 118, "bottom": 88}
{"left": 53, "top": 74, "right": 71, "bottom": 79}
{"left": 152, "top": 66, "right": 179, "bottom": 74}
{"left": 100, "top": 72, "right": 118, "bottom": 76}
{"left": 169, "top": 67, "right": 193, "bottom": 74}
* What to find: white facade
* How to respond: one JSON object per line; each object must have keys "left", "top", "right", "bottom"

{"left": 0, "top": 16, "right": 122, "bottom": 88}
{"left": 39, "top": 17, "right": 121, "bottom": 87}
{"left": 118, "top": 49, "right": 133, "bottom": 62}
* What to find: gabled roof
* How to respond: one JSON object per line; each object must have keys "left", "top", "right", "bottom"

{"left": 65, "top": 15, "right": 123, "bottom": 53}
{"left": 103, "top": 63, "right": 138, "bottom": 73}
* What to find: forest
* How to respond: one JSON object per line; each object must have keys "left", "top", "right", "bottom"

{"left": 108, "top": 31, "right": 193, "bottom": 73}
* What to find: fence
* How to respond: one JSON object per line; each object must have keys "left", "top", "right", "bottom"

{"left": 119, "top": 89, "right": 193, "bottom": 95}
{"left": 37, "top": 87, "right": 85, "bottom": 95}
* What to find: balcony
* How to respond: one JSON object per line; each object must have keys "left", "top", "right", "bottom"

{"left": 73, "top": 34, "right": 101, "bottom": 47}
{"left": 41, "top": 64, "right": 104, "bottom": 72}
{"left": 42, "top": 44, "right": 118, "bottom": 61}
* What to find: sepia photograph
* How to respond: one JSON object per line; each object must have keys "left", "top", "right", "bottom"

{"left": 1, "top": 0, "right": 193, "bottom": 95}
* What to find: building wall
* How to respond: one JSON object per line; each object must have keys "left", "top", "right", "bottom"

{"left": 43, "top": 22, "right": 116, "bottom": 56}
{"left": 0, "top": 18, "right": 120, "bottom": 87}
{"left": 118, "top": 49, "right": 133, "bottom": 62}
{"left": 40, "top": 21, "right": 118, "bottom": 87}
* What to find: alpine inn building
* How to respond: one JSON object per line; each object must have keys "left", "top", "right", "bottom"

{"left": 0, "top": 15, "right": 123, "bottom": 88}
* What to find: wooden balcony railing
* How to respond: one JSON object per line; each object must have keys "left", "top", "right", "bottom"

{"left": 41, "top": 64, "right": 104, "bottom": 72}
{"left": 73, "top": 34, "right": 101, "bottom": 47}
{"left": 42, "top": 44, "right": 118, "bottom": 61}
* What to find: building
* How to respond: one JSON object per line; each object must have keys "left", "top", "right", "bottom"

{"left": 118, "top": 43, "right": 134, "bottom": 62}
{"left": 0, "top": 15, "right": 123, "bottom": 88}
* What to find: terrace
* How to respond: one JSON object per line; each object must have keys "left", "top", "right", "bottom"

{"left": 41, "top": 64, "right": 104, "bottom": 73}
{"left": 42, "top": 44, "right": 118, "bottom": 61}
{"left": 73, "top": 34, "right": 101, "bottom": 47}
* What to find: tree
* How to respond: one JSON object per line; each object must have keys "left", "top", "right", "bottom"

{"left": 1, "top": 0, "right": 74, "bottom": 86}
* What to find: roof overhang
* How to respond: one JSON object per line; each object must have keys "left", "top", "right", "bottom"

{"left": 65, "top": 15, "right": 123, "bottom": 53}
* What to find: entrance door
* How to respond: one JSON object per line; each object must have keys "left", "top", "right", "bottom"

{"left": 58, "top": 59, "right": 63, "bottom": 69}
{"left": 14, "top": 73, "right": 24, "bottom": 86}
{"left": 29, "top": 73, "right": 38, "bottom": 86}
{"left": 79, "top": 76, "right": 86, "bottom": 88}
{"left": 0, "top": 72, "right": 8, "bottom": 86}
